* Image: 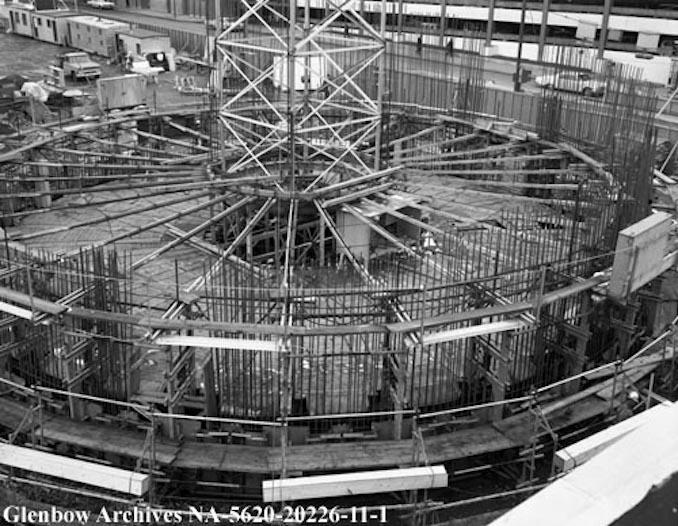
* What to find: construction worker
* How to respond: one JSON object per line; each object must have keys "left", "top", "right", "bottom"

{"left": 615, "top": 390, "right": 639, "bottom": 422}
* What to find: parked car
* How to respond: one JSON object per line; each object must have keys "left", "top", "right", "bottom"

{"left": 534, "top": 71, "right": 606, "bottom": 97}
{"left": 86, "top": 0, "right": 115, "bottom": 9}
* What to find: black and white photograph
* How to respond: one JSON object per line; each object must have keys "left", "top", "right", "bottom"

{"left": 0, "top": 0, "right": 677, "bottom": 523}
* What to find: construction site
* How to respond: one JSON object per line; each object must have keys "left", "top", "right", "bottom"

{"left": 1, "top": 0, "right": 678, "bottom": 524}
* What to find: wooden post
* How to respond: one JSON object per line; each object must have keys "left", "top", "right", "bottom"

{"left": 149, "top": 412, "right": 156, "bottom": 505}
{"left": 514, "top": 0, "right": 527, "bottom": 92}
{"left": 439, "top": 0, "right": 446, "bottom": 47}
{"left": 538, "top": 0, "right": 551, "bottom": 62}
{"left": 485, "top": 0, "right": 496, "bottom": 47}
{"left": 318, "top": 212, "right": 325, "bottom": 266}
{"left": 392, "top": 346, "right": 406, "bottom": 440}
{"left": 490, "top": 330, "right": 513, "bottom": 421}
{"left": 397, "top": 0, "right": 404, "bottom": 41}
{"left": 565, "top": 293, "right": 591, "bottom": 395}
{"left": 373, "top": 0, "right": 387, "bottom": 171}
{"left": 598, "top": 0, "right": 613, "bottom": 59}
{"left": 165, "top": 344, "right": 175, "bottom": 439}
{"left": 34, "top": 163, "right": 52, "bottom": 209}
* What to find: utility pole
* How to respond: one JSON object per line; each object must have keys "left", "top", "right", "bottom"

{"left": 598, "top": 0, "right": 613, "bottom": 59}
{"left": 485, "top": 0, "right": 496, "bottom": 47}
{"left": 514, "top": 0, "right": 527, "bottom": 92}
{"left": 538, "top": 0, "right": 551, "bottom": 62}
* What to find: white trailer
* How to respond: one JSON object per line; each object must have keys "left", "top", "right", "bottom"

{"left": 65, "top": 15, "right": 129, "bottom": 58}
{"left": 31, "top": 9, "right": 74, "bottom": 45}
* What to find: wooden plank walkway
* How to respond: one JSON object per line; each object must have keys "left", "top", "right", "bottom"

{"left": 0, "top": 382, "right": 621, "bottom": 478}
{"left": 174, "top": 442, "right": 271, "bottom": 473}
{"left": 0, "top": 397, "right": 180, "bottom": 465}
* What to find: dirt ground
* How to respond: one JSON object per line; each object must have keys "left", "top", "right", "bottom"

{"left": 0, "top": 31, "right": 210, "bottom": 113}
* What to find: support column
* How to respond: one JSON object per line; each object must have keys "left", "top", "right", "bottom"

{"left": 565, "top": 294, "right": 591, "bottom": 395}
{"left": 538, "top": 0, "right": 551, "bottom": 62}
{"left": 513, "top": 0, "right": 527, "bottom": 92}
{"left": 318, "top": 213, "right": 326, "bottom": 266}
{"left": 439, "top": 0, "right": 446, "bottom": 47}
{"left": 485, "top": 0, "right": 495, "bottom": 47}
{"left": 34, "top": 162, "right": 52, "bottom": 209}
{"left": 490, "top": 330, "right": 513, "bottom": 421}
{"left": 397, "top": 0, "right": 404, "bottom": 41}
{"left": 391, "top": 343, "right": 407, "bottom": 440}
{"left": 374, "top": 0, "right": 387, "bottom": 171}
{"left": 598, "top": 0, "right": 613, "bottom": 59}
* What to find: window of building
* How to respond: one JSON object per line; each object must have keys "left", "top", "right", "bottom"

{"left": 136, "top": 43, "right": 141, "bottom": 54}
{"left": 99, "top": 28, "right": 102, "bottom": 35}
{"left": 21, "top": 13, "right": 27, "bottom": 25}
{"left": 46, "top": 19, "right": 51, "bottom": 28}
{"left": 37, "top": 18, "right": 42, "bottom": 26}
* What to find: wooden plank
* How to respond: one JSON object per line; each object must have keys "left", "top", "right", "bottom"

{"left": 322, "top": 182, "right": 394, "bottom": 208}
{"left": 173, "top": 442, "right": 270, "bottom": 473}
{"left": 0, "top": 300, "right": 33, "bottom": 320}
{"left": 154, "top": 335, "right": 278, "bottom": 352}
{"left": 414, "top": 320, "right": 527, "bottom": 347}
{"left": 36, "top": 415, "right": 177, "bottom": 465}
{"left": 262, "top": 466, "right": 448, "bottom": 502}
{"left": 0, "top": 443, "right": 149, "bottom": 496}
{"left": 583, "top": 349, "right": 675, "bottom": 381}
{"left": 594, "top": 364, "right": 660, "bottom": 401}
{"left": 313, "top": 166, "right": 400, "bottom": 196}
{"left": 609, "top": 212, "right": 675, "bottom": 299}
{"left": 0, "top": 398, "right": 36, "bottom": 430}
{"left": 0, "top": 286, "right": 69, "bottom": 316}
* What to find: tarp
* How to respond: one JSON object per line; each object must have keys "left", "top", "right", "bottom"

{"left": 20, "top": 82, "right": 49, "bottom": 103}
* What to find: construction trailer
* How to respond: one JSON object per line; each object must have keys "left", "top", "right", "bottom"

{"left": 30, "top": 9, "right": 75, "bottom": 46}
{"left": 65, "top": 15, "right": 130, "bottom": 58}
{"left": 116, "top": 28, "right": 174, "bottom": 71}
{"left": 116, "top": 28, "right": 170, "bottom": 57}
{"left": 7, "top": 5, "right": 34, "bottom": 38}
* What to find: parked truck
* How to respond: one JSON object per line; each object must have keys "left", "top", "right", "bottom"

{"left": 59, "top": 52, "right": 102, "bottom": 81}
